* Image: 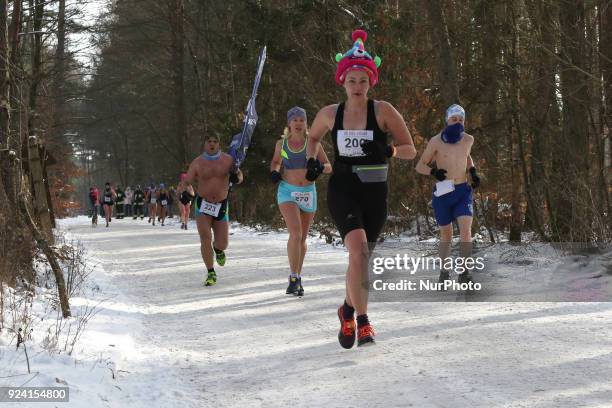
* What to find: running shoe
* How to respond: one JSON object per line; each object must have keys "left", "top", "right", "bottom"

{"left": 337, "top": 306, "right": 356, "bottom": 349}
{"left": 286, "top": 275, "right": 298, "bottom": 294}
{"left": 296, "top": 277, "right": 304, "bottom": 297}
{"left": 204, "top": 270, "right": 217, "bottom": 286}
{"left": 357, "top": 323, "right": 375, "bottom": 347}
{"left": 215, "top": 250, "right": 226, "bottom": 266}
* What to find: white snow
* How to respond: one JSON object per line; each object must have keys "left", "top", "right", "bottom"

{"left": 1, "top": 215, "right": 612, "bottom": 407}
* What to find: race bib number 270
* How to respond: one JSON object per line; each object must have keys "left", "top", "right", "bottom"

{"left": 337, "top": 130, "right": 373, "bottom": 157}
{"left": 291, "top": 191, "right": 314, "bottom": 210}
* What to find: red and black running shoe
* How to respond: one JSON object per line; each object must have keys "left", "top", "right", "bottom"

{"left": 337, "top": 306, "right": 356, "bottom": 349}
{"left": 357, "top": 323, "right": 376, "bottom": 347}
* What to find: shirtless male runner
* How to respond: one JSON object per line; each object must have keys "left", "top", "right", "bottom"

{"left": 185, "top": 134, "right": 243, "bottom": 286}
{"left": 416, "top": 104, "right": 481, "bottom": 283}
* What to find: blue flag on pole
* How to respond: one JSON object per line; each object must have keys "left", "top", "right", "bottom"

{"left": 228, "top": 46, "right": 267, "bottom": 169}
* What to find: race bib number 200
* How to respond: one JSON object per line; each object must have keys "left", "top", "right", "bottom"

{"left": 199, "top": 200, "right": 222, "bottom": 217}
{"left": 291, "top": 191, "right": 314, "bottom": 210}
{"left": 337, "top": 130, "right": 373, "bottom": 157}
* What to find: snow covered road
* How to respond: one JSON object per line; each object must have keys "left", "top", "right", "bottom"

{"left": 62, "top": 217, "right": 612, "bottom": 408}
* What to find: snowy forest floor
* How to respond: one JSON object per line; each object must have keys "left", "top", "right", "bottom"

{"left": 2, "top": 216, "right": 612, "bottom": 408}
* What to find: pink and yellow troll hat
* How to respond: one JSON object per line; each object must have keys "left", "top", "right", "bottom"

{"left": 335, "top": 29, "right": 382, "bottom": 87}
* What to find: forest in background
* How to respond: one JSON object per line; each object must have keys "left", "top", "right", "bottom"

{"left": 82, "top": 0, "right": 611, "bottom": 243}
{"left": 1, "top": 0, "right": 612, "bottom": 291}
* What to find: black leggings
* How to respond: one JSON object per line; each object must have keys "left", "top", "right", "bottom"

{"left": 327, "top": 173, "right": 388, "bottom": 244}
{"left": 133, "top": 203, "right": 144, "bottom": 217}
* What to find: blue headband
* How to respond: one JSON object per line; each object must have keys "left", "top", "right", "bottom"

{"left": 287, "top": 106, "right": 307, "bottom": 124}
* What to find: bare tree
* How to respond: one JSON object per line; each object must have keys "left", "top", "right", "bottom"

{"left": 425, "top": 0, "right": 460, "bottom": 106}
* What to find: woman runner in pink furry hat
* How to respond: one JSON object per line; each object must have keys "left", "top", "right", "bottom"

{"left": 305, "top": 29, "right": 417, "bottom": 348}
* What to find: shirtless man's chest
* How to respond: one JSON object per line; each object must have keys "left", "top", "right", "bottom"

{"left": 194, "top": 154, "right": 233, "bottom": 202}
{"left": 433, "top": 135, "right": 473, "bottom": 182}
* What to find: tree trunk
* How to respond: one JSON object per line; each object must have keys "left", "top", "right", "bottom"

{"left": 8, "top": 0, "right": 22, "bottom": 162}
{"left": 41, "top": 149, "right": 55, "bottom": 228}
{"left": 505, "top": 1, "right": 523, "bottom": 242}
{"left": 478, "top": 1, "right": 500, "bottom": 231}
{"left": 425, "top": 0, "right": 460, "bottom": 106}
{"left": 169, "top": 0, "right": 187, "bottom": 166}
{"left": 27, "top": 0, "right": 44, "bottom": 134}
{"left": 0, "top": 0, "right": 8, "bottom": 149}
{"left": 8, "top": 0, "right": 21, "bottom": 73}
{"left": 598, "top": 1, "right": 612, "bottom": 221}
{"left": 0, "top": 0, "right": 11, "bottom": 282}
{"left": 186, "top": 38, "right": 206, "bottom": 151}
{"left": 52, "top": 0, "right": 66, "bottom": 145}
{"left": 524, "top": 0, "right": 559, "bottom": 240}
{"left": 28, "top": 136, "right": 53, "bottom": 240}
{"left": 554, "top": 0, "right": 590, "bottom": 241}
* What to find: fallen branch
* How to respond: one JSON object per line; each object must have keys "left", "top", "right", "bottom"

{"left": 18, "top": 193, "right": 71, "bottom": 318}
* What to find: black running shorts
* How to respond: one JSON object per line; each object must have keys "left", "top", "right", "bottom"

{"left": 327, "top": 172, "right": 387, "bottom": 244}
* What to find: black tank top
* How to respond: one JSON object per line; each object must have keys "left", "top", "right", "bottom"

{"left": 331, "top": 99, "right": 389, "bottom": 166}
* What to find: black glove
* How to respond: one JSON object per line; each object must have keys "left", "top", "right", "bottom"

{"left": 229, "top": 171, "right": 240, "bottom": 184}
{"left": 469, "top": 167, "right": 480, "bottom": 189}
{"left": 270, "top": 170, "right": 282, "bottom": 184}
{"left": 305, "top": 158, "right": 324, "bottom": 181}
{"left": 361, "top": 140, "right": 395, "bottom": 158}
{"left": 430, "top": 167, "right": 447, "bottom": 181}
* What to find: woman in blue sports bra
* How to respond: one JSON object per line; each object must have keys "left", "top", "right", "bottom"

{"left": 270, "top": 106, "right": 331, "bottom": 297}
